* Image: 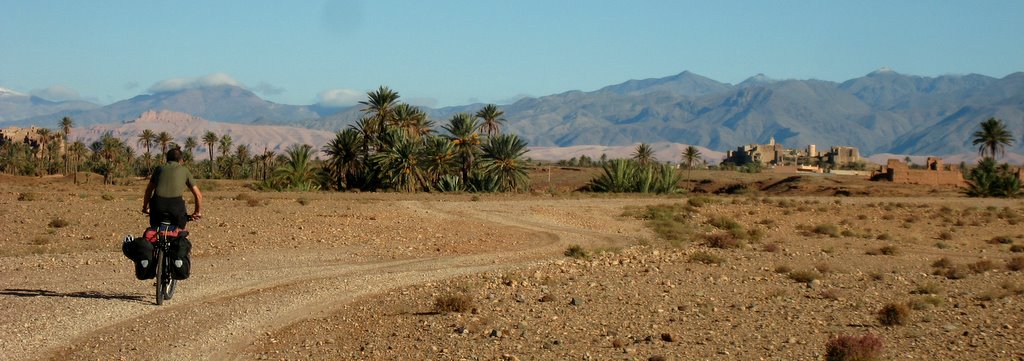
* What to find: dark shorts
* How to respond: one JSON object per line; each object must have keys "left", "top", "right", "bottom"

{"left": 150, "top": 196, "right": 188, "bottom": 228}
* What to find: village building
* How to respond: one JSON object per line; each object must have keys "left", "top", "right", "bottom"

{"left": 723, "top": 136, "right": 862, "bottom": 167}
{"left": 870, "top": 157, "right": 965, "bottom": 186}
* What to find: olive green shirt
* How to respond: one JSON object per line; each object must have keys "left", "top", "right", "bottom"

{"left": 150, "top": 162, "right": 195, "bottom": 198}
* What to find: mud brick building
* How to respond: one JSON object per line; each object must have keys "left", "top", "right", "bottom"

{"left": 871, "top": 158, "right": 965, "bottom": 186}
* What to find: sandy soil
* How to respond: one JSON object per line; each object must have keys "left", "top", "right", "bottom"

{"left": 1, "top": 173, "right": 1022, "bottom": 360}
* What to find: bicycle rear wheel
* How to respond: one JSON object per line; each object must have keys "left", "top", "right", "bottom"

{"left": 154, "top": 249, "right": 165, "bottom": 305}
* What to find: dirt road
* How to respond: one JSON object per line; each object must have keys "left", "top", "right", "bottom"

{"left": 1, "top": 193, "right": 642, "bottom": 360}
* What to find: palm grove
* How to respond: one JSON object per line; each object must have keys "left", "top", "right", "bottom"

{"left": 0, "top": 87, "right": 532, "bottom": 193}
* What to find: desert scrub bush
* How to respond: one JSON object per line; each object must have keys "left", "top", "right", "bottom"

{"left": 704, "top": 233, "right": 744, "bottom": 249}
{"left": 967, "top": 259, "right": 996, "bottom": 274}
{"left": 937, "top": 231, "right": 954, "bottom": 240}
{"left": 30, "top": 235, "right": 53, "bottom": 245}
{"left": 708, "top": 215, "right": 742, "bottom": 232}
{"left": 48, "top": 218, "right": 70, "bottom": 228}
{"left": 938, "top": 265, "right": 969, "bottom": 280}
{"left": 774, "top": 264, "right": 792, "bottom": 274}
{"left": 246, "top": 197, "right": 265, "bottom": 207}
{"left": 908, "top": 296, "right": 944, "bottom": 310}
{"left": 931, "top": 257, "right": 954, "bottom": 268}
{"left": 876, "top": 303, "right": 911, "bottom": 326}
{"left": 762, "top": 243, "right": 782, "bottom": 253}
{"left": 628, "top": 204, "right": 695, "bottom": 244}
{"left": 296, "top": 197, "right": 310, "bottom": 206}
{"left": 812, "top": 223, "right": 841, "bottom": 237}
{"left": 233, "top": 193, "right": 254, "bottom": 201}
{"left": 788, "top": 269, "right": 821, "bottom": 284}
{"left": 17, "top": 192, "right": 37, "bottom": 201}
{"left": 101, "top": 193, "right": 115, "bottom": 201}
{"left": 987, "top": 236, "right": 1013, "bottom": 244}
{"left": 815, "top": 262, "right": 840, "bottom": 274}
{"left": 1011, "top": 245, "right": 1024, "bottom": 253}
{"left": 825, "top": 333, "right": 884, "bottom": 361}
{"left": 1007, "top": 256, "right": 1024, "bottom": 271}
{"left": 935, "top": 241, "right": 950, "bottom": 249}
{"left": 689, "top": 251, "right": 724, "bottom": 265}
{"left": 433, "top": 293, "right": 474, "bottom": 314}
{"left": 866, "top": 245, "right": 899, "bottom": 256}
{"left": 564, "top": 244, "right": 589, "bottom": 259}
{"left": 687, "top": 196, "right": 711, "bottom": 208}
{"left": 911, "top": 282, "right": 944, "bottom": 295}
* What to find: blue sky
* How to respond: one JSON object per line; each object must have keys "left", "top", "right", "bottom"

{"left": 1, "top": 0, "right": 1022, "bottom": 107}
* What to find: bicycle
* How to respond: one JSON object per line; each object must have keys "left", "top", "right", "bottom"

{"left": 152, "top": 214, "right": 194, "bottom": 305}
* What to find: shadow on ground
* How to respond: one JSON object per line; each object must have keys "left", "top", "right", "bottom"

{"left": 0, "top": 288, "right": 147, "bottom": 303}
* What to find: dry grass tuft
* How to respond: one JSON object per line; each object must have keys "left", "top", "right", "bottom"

{"left": 704, "top": 233, "right": 743, "bottom": 249}
{"left": 1006, "top": 256, "right": 1024, "bottom": 272}
{"left": 825, "top": 333, "right": 884, "bottom": 361}
{"left": 689, "top": 251, "right": 725, "bottom": 265}
{"left": 48, "top": 218, "right": 70, "bottom": 228}
{"left": 433, "top": 293, "right": 474, "bottom": 314}
{"left": 788, "top": 269, "right": 821, "bottom": 284}
{"left": 564, "top": 245, "right": 589, "bottom": 259}
{"left": 876, "top": 303, "right": 910, "bottom": 326}
{"left": 17, "top": 192, "right": 37, "bottom": 201}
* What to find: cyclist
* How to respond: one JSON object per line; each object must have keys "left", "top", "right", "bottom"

{"left": 125, "top": 147, "right": 203, "bottom": 279}
{"left": 143, "top": 147, "right": 203, "bottom": 227}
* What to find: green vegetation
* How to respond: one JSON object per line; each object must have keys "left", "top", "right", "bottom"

{"left": 966, "top": 118, "right": 1020, "bottom": 198}
{"left": 587, "top": 159, "right": 681, "bottom": 194}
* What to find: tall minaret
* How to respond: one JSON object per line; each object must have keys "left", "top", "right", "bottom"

{"left": 769, "top": 135, "right": 775, "bottom": 146}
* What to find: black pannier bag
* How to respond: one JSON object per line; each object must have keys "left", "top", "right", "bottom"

{"left": 122, "top": 226, "right": 193, "bottom": 280}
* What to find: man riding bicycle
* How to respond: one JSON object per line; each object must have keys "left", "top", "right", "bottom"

{"left": 143, "top": 147, "right": 203, "bottom": 227}
{"left": 124, "top": 147, "right": 203, "bottom": 280}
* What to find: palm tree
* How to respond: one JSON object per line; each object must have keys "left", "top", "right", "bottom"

{"left": 479, "top": 134, "right": 530, "bottom": 192}
{"left": 632, "top": 143, "right": 655, "bottom": 166}
{"left": 183, "top": 136, "right": 198, "bottom": 164}
{"left": 59, "top": 116, "right": 73, "bottom": 174}
{"left": 137, "top": 129, "right": 156, "bottom": 156}
{"left": 202, "top": 131, "right": 218, "bottom": 176}
{"left": 475, "top": 104, "right": 506, "bottom": 137}
{"left": 370, "top": 134, "right": 428, "bottom": 192}
{"left": 972, "top": 117, "right": 1014, "bottom": 160}
{"left": 392, "top": 103, "right": 431, "bottom": 140}
{"left": 271, "top": 144, "right": 319, "bottom": 191}
{"left": 95, "top": 132, "right": 126, "bottom": 184}
{"left": 442, "top": 113, "right": 481, "bottom": 181}
{"left": 359, "top": 86, "right": 400, "bottom": 140}
{"left": 68, "top": 140, "right": 87, "bottom": 184}
{"left": 258, "top": 147, "right": 277, "bottom": 181}
{"left": 323, "top": 129, "right": 364, "bottom": 190}
{"left": 219, "top": 135, "right": 234, "bottom": 178}
{"left": 35, "top": 128, "right": 53, "bottom": 176}
{"left": 137, "top": 129, "right": 156, "bottom": 171}
{"left": 422, "top": 136, "right": 457, "bottom": 185}
{"left": 156, "top": 131, "right": 173, "bottom": 155}
{"left": 682, "top": 145, "right": 702, "bottom": 190}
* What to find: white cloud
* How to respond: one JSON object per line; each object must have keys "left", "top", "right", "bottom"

{"left": 31, "top": 85, "right": 81, "bottom": 101}
{"left": 148, "top": 73, "right": 242, "bottom": 93}
{"left": 317, "top": 88, "right": 363, "bottom": 107}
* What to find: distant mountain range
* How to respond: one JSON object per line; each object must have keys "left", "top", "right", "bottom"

{"left": 3, "top": 69, "right": 1023, "bottom": 158}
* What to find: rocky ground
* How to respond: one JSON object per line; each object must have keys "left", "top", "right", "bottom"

{"left": 1, "top": 173, "right": 1022, "bottom": 360}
